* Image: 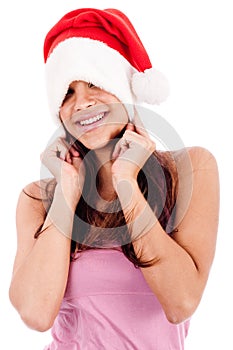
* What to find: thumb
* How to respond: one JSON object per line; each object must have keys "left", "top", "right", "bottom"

{"left": 126, "top": 122, "right": 135, "bottom": 131}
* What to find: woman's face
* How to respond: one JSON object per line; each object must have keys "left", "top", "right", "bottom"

{"left": 60, "top": 81, "right": 129, "bottom": 149}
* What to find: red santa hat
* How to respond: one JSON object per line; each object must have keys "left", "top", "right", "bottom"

{"left": 44, "top": 8, "right": 169, "bottom": 121}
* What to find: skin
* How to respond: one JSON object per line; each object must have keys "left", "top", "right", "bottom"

{"left": 9, "top": 80, "right": 220, "bottom": 331}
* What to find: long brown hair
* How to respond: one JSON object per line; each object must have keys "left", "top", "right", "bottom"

{"left": 30, "top": 125, "right": 178, "bottom": 268}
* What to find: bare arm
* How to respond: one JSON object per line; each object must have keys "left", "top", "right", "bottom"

{"left": 9, "top": 182, "right": 76, "bottom": 331}
{"left": 114, "top": 142, "right": 219, "bottom": 323}
{"left": 9, "top": 138, "right": 84, "bottom": 331}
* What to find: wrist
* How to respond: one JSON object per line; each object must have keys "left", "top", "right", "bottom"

{"left": 54, "top": 183, "right": 81, "bottom": 212}
{"left": 44, "top": 189, "right": 76, "bottom": 239}
{"left": 113, "top": 175, "right": 138, "bottom": 191}
{"left": 114, "top": 177, "right": 139, "bottom": 211}
{"left": 114, "top": 178, "right": 157, "bottom": 242}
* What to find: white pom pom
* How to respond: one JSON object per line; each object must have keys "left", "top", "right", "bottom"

{"left": 132, "top": 68, "right": 170, "bottom": 104}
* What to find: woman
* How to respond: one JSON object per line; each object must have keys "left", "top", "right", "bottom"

{"left": 9, "top": 8, "right": 219, "bottom": 349}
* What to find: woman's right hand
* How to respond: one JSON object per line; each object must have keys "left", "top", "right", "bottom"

{"left": 40, "top": 137, "right": 85, "bottom": 207}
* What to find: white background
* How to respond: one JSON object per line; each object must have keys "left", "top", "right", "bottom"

{"left": 0, "top": 0, "right": 232, "bottom": 348}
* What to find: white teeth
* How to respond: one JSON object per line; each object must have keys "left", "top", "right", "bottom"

{"left": 79, "top": 113, "right": 105, "bottom": 126}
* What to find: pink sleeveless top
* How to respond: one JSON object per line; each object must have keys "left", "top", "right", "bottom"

{"left": 44, "top": 249, "right": 190, "bottom": 349}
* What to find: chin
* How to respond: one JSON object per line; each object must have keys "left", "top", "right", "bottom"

{"left": 84, "top": 138, "right": 115, "bottom": 150}
{"left": 80, "top": 126, "right": 126, "bottom": 150}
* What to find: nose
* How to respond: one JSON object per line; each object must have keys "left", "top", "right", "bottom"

{"left": 73, "top": 81, "right": 96, "bottom": 111}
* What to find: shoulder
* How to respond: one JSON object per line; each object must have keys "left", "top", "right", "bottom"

{"left": 16, "top": 177, "right": 56, "bottom": 240}
{"left": 18, "top": 178, "right": 56, "bottom": 215}
{"left": 170, "top": 146, "right": 219, "bottom": 228}
{"left": 172, "top": 146, "right": 218, "bottom": 172}
{"left": 156, "top": 146, "right": 218, "bottom": 189}
{"left": 172, "top": 146, "right": 219, "bottom": 229}
{"left": 23, "top": 178, "right": 56, "bottom": 198}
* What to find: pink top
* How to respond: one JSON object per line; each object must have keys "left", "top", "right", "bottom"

{"left": 44, "top": 249, "right": 190, "bottom": 349}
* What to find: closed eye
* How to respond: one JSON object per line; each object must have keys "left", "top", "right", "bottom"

{"left": 88, "top": 82, "right": 96, "bottom": 88}
{"left": 62, "top": 88, "right": 74, "bottom": 104}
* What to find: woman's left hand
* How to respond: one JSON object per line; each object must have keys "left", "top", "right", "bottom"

{"left": 111, "top": 118, "right": 155, "bottom": 187}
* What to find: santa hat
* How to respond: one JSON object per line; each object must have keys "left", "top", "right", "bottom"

{"left": 44, "top": 8, "right": 169, "bottom": 121}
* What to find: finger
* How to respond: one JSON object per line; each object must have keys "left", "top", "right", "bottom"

{"left": 70, "top": 146, "right": 81, "bottom": 166}
{"left": 50, "top": 138, "right": 69, "bottom": 161}
{"left": 56, "top": 143, "right": 67, "bottom": 160}
{"left": 56, "top": 146, "right": 62, "bottom": 159}
{"left": 112, "top": 137, "right": 128, "bottom": 159}
{"left": 59, "top": 138, "right": 75, "bottom": 160}
{"left": 122, "top": 130, "right": 156, "bottom": 156}
{"left": 112, "top": 139, "right": 122, "bottom": 159}
{"left": 123, "top": 129, "right": 144, "bottom": 143}
{"left": 65, "top": 150, "right": 72, "bottom": 164}
{"left": 41, "top": 148, "right": 64, "bottom": 180}
{"left": 126, "top": 122, "right": 135, "bottom": 131}
{"left": 69, "top": 145, "right": 80, "bottom": 157}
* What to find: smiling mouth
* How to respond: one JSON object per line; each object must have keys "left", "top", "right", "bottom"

{"left": 78, "top": 112, "right": 105, "bottom": 126}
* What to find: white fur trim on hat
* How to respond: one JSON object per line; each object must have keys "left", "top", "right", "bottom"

{"left": 132, "top": 68, "right": 170, "bottom": 105}
{"left": 45, "top": 37, "right": 136, "bottom": 121}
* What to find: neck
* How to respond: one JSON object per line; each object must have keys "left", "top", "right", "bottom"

{"left": 93, "top": 141, "right": 117, "bottom": 201}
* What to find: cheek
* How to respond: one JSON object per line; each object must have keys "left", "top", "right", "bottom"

{"left": 59, "top": 97, "right": 75, "bottom": 119}
{"left": 110, "top": 103, "right": 129, "bottom": 123}
{"left": 121, "top": 112, "right": 129, "bottom": 124}
{"left": 59, "top": 115, "right": 79, "bottom": 139}
{"left": 59, "top": 111, "right": 76, "bottom": 136}
{"left": 59, "top": 107, "right": 70, "bottom": 123}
